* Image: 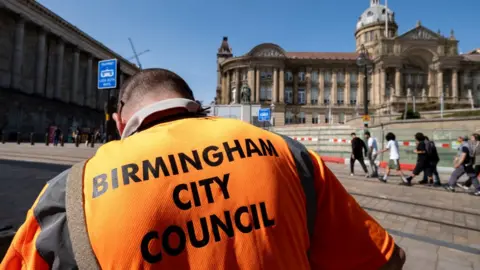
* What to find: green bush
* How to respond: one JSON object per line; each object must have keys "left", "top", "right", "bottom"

{"left": 397, "top": 109, "right": 421, "bottom": 120}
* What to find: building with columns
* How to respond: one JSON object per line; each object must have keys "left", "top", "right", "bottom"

{"left": 215, "top": 0, "right": 480, "bottom": 126}
{"left": 0, "top": 0, "right": 138, "bottom": 137}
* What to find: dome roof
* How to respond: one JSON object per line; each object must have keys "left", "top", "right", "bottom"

{"left": 356, "top": 1, "right": 395, "bottom": 30}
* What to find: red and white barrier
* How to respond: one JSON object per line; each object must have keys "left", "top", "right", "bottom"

{"left": 291, "top": 136, "right": 318, "bottom": 142}
{"left": 329, "top": 138, "right": 352, "bottom": 144}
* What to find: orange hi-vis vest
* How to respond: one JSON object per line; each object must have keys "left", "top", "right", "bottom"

{"left": 1, "top": 99, "right": 395, "bottom": 270}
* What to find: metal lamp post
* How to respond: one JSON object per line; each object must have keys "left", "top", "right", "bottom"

{"left": 356, "top": 45, "right": 372, "bottom": 128}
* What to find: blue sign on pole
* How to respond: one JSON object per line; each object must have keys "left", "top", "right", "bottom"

{"left": 97, "top": 59, "right": 118, "bottom": 90}
{"left": 258, "top": 108, "right": 271, "bottom": 122}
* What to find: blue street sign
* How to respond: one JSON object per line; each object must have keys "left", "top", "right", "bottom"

{"left": 97, "top": 59, "right": 118, "bottom": 90}
{"left": 258, "top": 108, "right": 271, "bottom": 122}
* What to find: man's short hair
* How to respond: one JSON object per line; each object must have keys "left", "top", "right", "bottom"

{"left": 118, "top": 68, "right": 195, "bottom": 115}
{"left": 365, "top": 131, "right": 371, "bottom": 136}
{"left": 351, "top": 132, "right": 356, "bottom": 136}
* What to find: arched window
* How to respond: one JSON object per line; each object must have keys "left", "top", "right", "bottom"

{"left": 367, "top": 11, "right": 374, "bottom": 17}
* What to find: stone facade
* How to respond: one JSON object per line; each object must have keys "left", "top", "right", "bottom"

{"left": 215, "top": 1, "right": 480, "bottom": 126}
{"left": 0, "top": 0, "right": 139, "bottom": 136}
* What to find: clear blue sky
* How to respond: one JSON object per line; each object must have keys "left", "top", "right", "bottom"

{"left": 38, "top": 0, "right": 479, "bottom": 103}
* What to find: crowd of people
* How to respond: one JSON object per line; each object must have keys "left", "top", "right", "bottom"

{"left": 350, "top": 131, "right": 480, "bottom": 196}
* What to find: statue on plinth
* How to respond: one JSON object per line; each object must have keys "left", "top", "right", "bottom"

{"left": 407, "top": 88, "right": 412, "bottom": 97}
{"left": 240, "top": 84, "right": 251, "bottom": 104}
{"left": 422, "top": 88, "right": 427, "bottom": 102}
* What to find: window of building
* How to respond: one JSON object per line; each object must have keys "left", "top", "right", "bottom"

{"left": 260, "top": 85, "right": 272, "bottom": 101}
{"left": 286, "top": 71, "right": 293, "bottom": 82}
{"left": 367, "top": 11, "right": 373, "bottom": 16}
{"left": 285, "top": 111, "right": 294, "bottom": 125}
{"left": 285, "top": 87, "right": 293, "bottom": 104}
{"left": 298, "top": 112, "right": 306, "bottom": 124}
{"left": 311, "top": 87, "right": 319, "bottom": 104}
{"left": 350, "top": 72, "right": 358, "bottom": 83}
{"left": 260, "top": 71, "right": 273, "bottom": 80}
{"left": 337, "top": 71, "right": 345, "bottom": 83}
{"left": 350, "top": 87, "right": 358, "bottom": 105}
{"left": 311, "top": 71, "right": 319, "bottom": 85}
{"left": 337, "top": 88, "right": 344, "bottom": 105}
{"left": 324, "top": 87, "right": 331, "bottom": 104}
{"left": 312, "top": 112, "right": 319, "bottom": 124}
{"left": 298, "top": 88, "right": 306, "bottom": 104}
{"left": 298, "top": 72, "right": 306, "bottom": 82}
{"left": 324, "top": 71, "right": 331, "bottom": 84}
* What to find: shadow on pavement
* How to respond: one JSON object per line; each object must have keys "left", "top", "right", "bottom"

{"left": 0, "top": 159, "right": 71, "bottom": 260}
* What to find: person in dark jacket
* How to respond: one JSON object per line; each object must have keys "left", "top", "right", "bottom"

{"left": 421, "top": 136, "right": 441, "bottom": 186}
{"left": 350, "top": 132, "right": 369, "bottom": 177}
{"left": 403, "top": 132, "right": 432, "bottom": 186}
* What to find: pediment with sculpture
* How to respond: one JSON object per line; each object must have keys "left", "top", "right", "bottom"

{"left": 247, "top": 43, "right": 286, "bottom": 58}
{"left": 397, "top": 25, "right": 442, "bottom": 41}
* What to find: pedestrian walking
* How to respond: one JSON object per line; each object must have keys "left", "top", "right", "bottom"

{"left": 53, "top": 127, "right": 62, "bottom": 146}
{"left": 1, "top": 68, "right": 405, "bottom": 269}
{"left": 444, "top": 136, "right": 476, "bottom": 192}
{"left": 469, "top": 133, "right": 480, "bottom": 196}
{"left": 420, "top": 136, "right": 441, "bottom": 186}
{"left": 377, "top": 132, "right": 406, "bottom": 183}
{"left": 402, "top": 133, "right": 432, "bottom": 186}
{"left": 350, "top": 132, "right": 369, "bottom": 177}
{"left": 365, "top": 131, "right": 379, "bottom": 178}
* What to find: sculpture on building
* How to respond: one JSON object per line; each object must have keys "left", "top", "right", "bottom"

{"left": 240, "top": 84, "right": 251, "bottom": 104}
{"left": 231, "top": 88, "right": 237, "bottom": 104}
{"left": 407, "top": 88, "right": 412, "bottom": 97}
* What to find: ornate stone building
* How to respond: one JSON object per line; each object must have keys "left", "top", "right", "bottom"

{"left": 0, "top": 0, "right": 138, "bottom": 137}
{"left": 215, "top": 0, "right": 480, "bottom": 126}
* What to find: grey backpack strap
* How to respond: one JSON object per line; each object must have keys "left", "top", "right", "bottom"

{"left": 66, "top": 161, "right": 101, "bottom": 270}
{"left": 279, "top": 135, "right": 317, "bottom": 244}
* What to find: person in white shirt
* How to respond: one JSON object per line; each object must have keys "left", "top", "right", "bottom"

{"left": 377, "top": 132, "right": 406, "bottom": 183}
{"left": 365, "top": 131, "right": 379, "bottom": 178}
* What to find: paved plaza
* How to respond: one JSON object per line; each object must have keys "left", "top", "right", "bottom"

{"left": 0, "top": 144, "right": 479, "bottom": 269}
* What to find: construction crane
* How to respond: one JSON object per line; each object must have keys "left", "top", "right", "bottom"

{"left": 127, "top": 38, "right": 150, "bottom": 69}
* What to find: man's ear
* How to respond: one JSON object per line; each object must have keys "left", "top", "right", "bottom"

{"left": 112, "top": 113, "right": 124, "bottom": 135}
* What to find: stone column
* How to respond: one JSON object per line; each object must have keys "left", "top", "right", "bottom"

{"left": 35, "top": 27, "right": 47, "bottom": 96}
{"left": 11, "top": 16, "right": 26, "bottom": 90}
{"left": 345, "top": 72, "right": 351, "bottom": 104}
{"left": 86, "top": 55, "right": 93, "bottom": 108}
{"left": 380, "top": 69, "right": 386, "bottom": 103}
{"left": 71, "top": 47, "right": 80, "bottom": 105}
{"left": 427, "top": 69, "right": 434, "bottom": 97}
{"left": 54, "top": 38, "right": 65, "bottom": 100}
{"left": 306, "top": 68, "right": 312, "bottom": 105}
{"left": 331, "top": 71, "right": 337, "bottom": 105}
{"left": 319, "top": 69, "right": 325, "bottom": 104}
{"left": 293, "top": 72, "right": 298, "bottom": 104}
{"left": 395, "top": 68, "right": 401, "bottom": 96}
{"left": 272, "top": 68, "right": 278, "bottom": 103}
{"left": 221, "top": 73, "right": 227, "bottom": 104}
{"left": 278, "top": 68, "right": 285, "bottom": 104}
{"left": 255, "top": 69, "right": 260, "bottom": 103}
{"left": 226, "top": 71, "right": 231, "bottom": 104}
{"left": 452, "top": 69, "right": 458, "bottom": 101}
{"left": 358, "top": 71, "right": 365, "bottom": 104}
{"left": 437, "top": 70, "right": 443, "bottom": 97}
{"left": 248, "top": 68, "right": 255, "bottom": 103}
{"left": 234, "top": 69, "right": 240, "bottom": 104}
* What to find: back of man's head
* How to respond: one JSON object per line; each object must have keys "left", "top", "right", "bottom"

{"left": 365, "top": 131, "right": 371, "bottom": 137}
{"left": 118, "top": 68, "right": 195, "bottom": 119}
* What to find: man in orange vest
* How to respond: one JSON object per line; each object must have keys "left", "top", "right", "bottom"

{"left": 1, "top": 68, "right": 405, "bottom": 269}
